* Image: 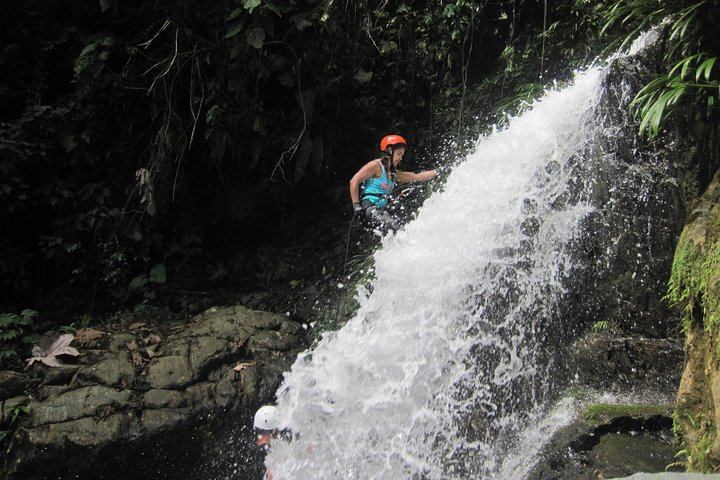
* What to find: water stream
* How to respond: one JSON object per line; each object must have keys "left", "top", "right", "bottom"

{"left": 266, "top": 34, "right": 673, "bottom": 480}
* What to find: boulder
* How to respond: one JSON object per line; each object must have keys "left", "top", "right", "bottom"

{"left": 526, "top": 404, "right": 681, "bottom": 480}
{"left": 0, "top": 305, "right": 306, "bottom": 480}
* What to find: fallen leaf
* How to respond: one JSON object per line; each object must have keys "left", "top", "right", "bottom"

{"left": 74, "top": 328, "right": 108, "bottom": 344}
{"left": 141, "top": 333, "right": 162, "bottom": 346}
{"left": 95, "top": 404, "right": 114, "bottom": 421}
{"left": 26, "top": 334, "right": 80, "bottom": 367}
{"left": 126, "top": 340, "right": 143, "bottom": 368}
{"left": 233, "top": 362, "right": 255, "bottom": 371}
{"left": 128, "top": 322, "right": 146, "bottom": 331}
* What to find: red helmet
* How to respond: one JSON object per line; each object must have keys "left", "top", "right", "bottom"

{"left": 380, "top": 134, "right": 407, "bottom": 151}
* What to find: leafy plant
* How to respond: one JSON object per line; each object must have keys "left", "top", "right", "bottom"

{"left": 566, "top": 387, "right": 587, "bottom": 400}
{"left": 125, "top": 263, "right": 167, "bottom": 302}
{"left": 602, "top": 0, "right": 719, "bottom": 138}
{"left": 0, "top": 310, "right": 39, "bottom": 366}
{"left": 591, "top": 319, "right": 610, "bottom": 332}
{"left": 0, "top": 404, "right": 31, "bottom": 443}
{"left": 7, "top": 405, "right": 30, "bottom": 425}
{"left": 666, "top": 448, "right": 688, "bottom": 471}
{"left": 630, "top": 53, "right": 718, "bottom": 138}
{"left": 58, "top": 323, "right": 78, "bottom": 334}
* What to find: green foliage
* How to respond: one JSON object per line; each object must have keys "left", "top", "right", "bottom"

{"left": 0, "top": 402, "right": 31, "bottom": 445}
{"left": 591, "top": 319, "right": 610, "bottom": 332}
{"left": 566, "top": 387, "right": 587, "bottom": 400}
{"left": 58, "top": 314, "right": 91, "bottom": 334}
{"left": 666, "top": 225, "right": 720, "bottom": 346}
{"left": 603, "top": 0, "right": 719, "bottom": 138}
{"left": 0, "top": 310, "right": 39, "bottom": 367}
{"left": 630, "top": 52, "right": 719, "bottom": 138}
{"left": 674, "top": 407, "right": 716, "bottom": 472}
{"left": 125, "top": 263, "right": 167, "bottom": 302}
{"left": 685, "top": 430, "right": 715, "bottom": 472}
{"left": 0, "top": 0, "right": 638, "bottom": 325}
{"left": 666, "top": 241, "right": 705, "bottom": 332}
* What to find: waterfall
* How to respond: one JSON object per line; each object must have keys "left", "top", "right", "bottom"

{"left": 265, "top": 37, "right": 675, "bottom": 479}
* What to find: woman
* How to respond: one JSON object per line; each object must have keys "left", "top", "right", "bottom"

{"left": 349, "top": 134, "right": 438, "bottom": 231}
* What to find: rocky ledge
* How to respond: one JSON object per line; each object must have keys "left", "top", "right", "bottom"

{"left": 0, "top": 305, "right": 306, "bottom": 480}
{"left": 527, "top": 404, "right": 681, "bottom": 480}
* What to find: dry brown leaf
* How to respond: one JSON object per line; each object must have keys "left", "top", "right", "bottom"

{"left": 128, "top": 322, "right": 146, "bottom": 331}
{"left": 141, "top": 333, "right": 162, "bottom": 346}
{"left": 126, "top": 340, "right": 143, "bottom": 368}
{"left": 95, "top": 404, "right": 114, "bottom": 421}
{"left": 74, "top": 328, "right": 108, "bottom": 344}
{"left": 233, "top": 362, "right": 255, "bottom": 372}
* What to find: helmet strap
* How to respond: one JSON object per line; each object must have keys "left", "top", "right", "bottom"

{"left": 384, "top": 148, "right": 397, "bottom": 181}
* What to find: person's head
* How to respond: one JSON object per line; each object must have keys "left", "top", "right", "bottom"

{"left": 254, "top": 405, "right": 279, "bottom": 431}
{"left": 254, "top": 405, "right": 278, "bottom": 446}
{"left": 380, "top": 134, "right": 407, "bottom": 166}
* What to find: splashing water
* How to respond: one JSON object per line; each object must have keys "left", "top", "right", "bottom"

{"left": 267, "top": 63, "right": 638, "bottom": 479}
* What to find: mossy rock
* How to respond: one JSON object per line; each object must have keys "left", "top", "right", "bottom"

{"left": 584, "top": 403, "right": 673, "bottom": 425}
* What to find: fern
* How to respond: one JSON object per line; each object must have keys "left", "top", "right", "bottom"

{"left": 603, "top": 0, "right": 719, "bottom": 138}
{"left": 0, "top": 310, "right": 39, "bottom": 366}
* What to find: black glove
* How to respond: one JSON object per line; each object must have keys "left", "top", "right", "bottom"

{"left": 352, "top": 201, "right": 363, "bottom": 215}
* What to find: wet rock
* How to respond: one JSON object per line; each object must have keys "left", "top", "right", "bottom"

{"left": 77, "top": 357, "right": 134, "bottom": 387}
{"left": 592, "top": 433, "right": 676, "bottom": 478}
{"left": 527, "top": 404, "right": 680, "bottom": 480}
{"left": 615, "top": 474, "right": 720, "bottom": 479}
{"left": 29, "top": 386, "right": 132, "bottom": 426}
{"left": 141, "top": 408, "right": 190, "bottom": 432}
{"left": 145, "top": 355, "right": 193, "bottom": 389}
{"left": 0, "top": 371, "right": 31, "bottom": 398}
{"left": 27, "top": 364, "right": 79, "bottom": 386}
{"left": 570, "top": 332, "right": 684, "bottom": 394}
{"left": 142, "top": 389, "right": 186, "bottom": 409}
{"left": 563, "top": 24, "right": 694, "bottom": 340}
{"left": 671, "top": 170, "right": 720, "bottom": 470}
{"left": 0, "top": 305, "right": 306, "bottom": 480}
{"left": 21, "top": 412, "right": 140, "bottom": 448}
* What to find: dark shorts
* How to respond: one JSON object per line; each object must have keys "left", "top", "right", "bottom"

{"left": 361, "top": 200, "right": 400, "bottom": 232}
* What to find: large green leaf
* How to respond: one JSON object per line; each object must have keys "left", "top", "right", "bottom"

{"left": 243, "top": 0, "right": 261, "bottom": 14}
{"left": 353, "top": 69, "right": 373, "bottom": 84}
{"left": 246, "top": 28, "right": 265, "bottom": 49}
{"left": 225, "top": 21, "right": 245, "bottom": 39}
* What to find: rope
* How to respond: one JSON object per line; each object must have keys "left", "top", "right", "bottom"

{"left": 334, "top": 213, "right": 358, "bottom": 321}
{"left": 341, "top": 213, "right": 357, "bottom": 280}
{"left": 541, "top": 0, "right": 548, "bottom": 78}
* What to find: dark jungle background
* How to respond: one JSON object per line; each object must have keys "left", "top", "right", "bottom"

{"left": 1, "top": 0, "right": 718, "bottom": 365}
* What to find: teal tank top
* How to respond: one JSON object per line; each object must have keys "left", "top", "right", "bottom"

{"left": 360, "top": 160, "right": 395, "bottom": 207}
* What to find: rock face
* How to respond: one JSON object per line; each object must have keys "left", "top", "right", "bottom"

{"left": 527, "top": 405, "right": 680, "bottom": 480}
{"left": 570, "top": 332, "right": 684, "bottom": 395}
{"left": 563, "top": 28, "right": 693, "bottom": 340}
{"left": 671, "top": 170, "right": 720, "bottom": 472}
{"left": 525, "top": 27, "right": 713, "bottom": 478}
{"left": 0, "top": 305, "right": 306, "bottom": 480}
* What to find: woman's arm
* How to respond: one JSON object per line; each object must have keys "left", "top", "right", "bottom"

{"left": 349, "top": 160, "right": 382, "bottom": 203}
{"left": 396, "top": 169, "right": 438, "bottom": 184}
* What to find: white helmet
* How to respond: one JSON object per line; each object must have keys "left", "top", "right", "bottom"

{"left": 254, "top": 405, "right": 279, "bottom": 431}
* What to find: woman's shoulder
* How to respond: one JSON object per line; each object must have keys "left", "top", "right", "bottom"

{"left": 364, "top": 159, "right": 383, "bottom": 174}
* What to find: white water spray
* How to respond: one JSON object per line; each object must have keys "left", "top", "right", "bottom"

{"left": 267, "top": 65, "right": 623, "bottom": 479}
